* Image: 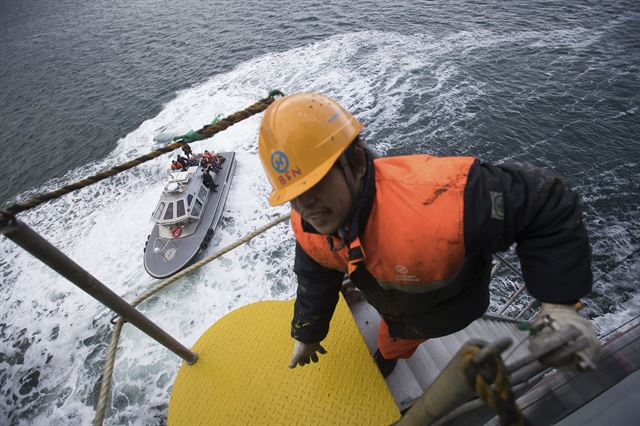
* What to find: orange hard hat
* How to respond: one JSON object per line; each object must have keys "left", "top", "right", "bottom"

{"left": 258, "top": 93, "right": 363, "bottom": 206}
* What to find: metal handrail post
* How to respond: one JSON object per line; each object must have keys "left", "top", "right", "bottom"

{"left": 493, "top": 253, "right": 523, "bottom": 276}
{"left": 493, "top": 254, "right": 527, "bottom": 316}
{"left": 490, "top": 259, "right": 502, "bottom": 280}
{"left": 498, "top": 283, "right": 527, "bottom": 315}
{"left": 515, "top": 298, "right": 539, "bottom": 320}
{"left": 1, "top": 217, "right": 197, "bottom": 364}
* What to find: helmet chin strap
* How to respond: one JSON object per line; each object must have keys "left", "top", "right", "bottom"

{"left": 327, "top": 154, "right": 360, "bottom": 252}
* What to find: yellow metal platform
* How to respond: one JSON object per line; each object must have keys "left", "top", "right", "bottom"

{"left": 168, "top": 297, "right": 401, "bottom": 425}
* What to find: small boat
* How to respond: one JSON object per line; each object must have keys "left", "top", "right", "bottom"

{"left": 143, "top": 152, "right": 236, "bottom": 278}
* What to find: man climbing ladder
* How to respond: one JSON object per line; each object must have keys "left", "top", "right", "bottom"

{"left": 257, "top": 92, "right": 600, "bottom": 376}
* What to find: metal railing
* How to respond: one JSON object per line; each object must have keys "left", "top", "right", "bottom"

{"left": 490, "top": 253, "right": 539, "bottom": 320}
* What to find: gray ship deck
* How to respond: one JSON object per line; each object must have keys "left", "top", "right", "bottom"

{"left": 345, "top": 284, "right": 640, "bottom": 425}
{"left": 345, "top": 289, "right": 531, "bottom": 411}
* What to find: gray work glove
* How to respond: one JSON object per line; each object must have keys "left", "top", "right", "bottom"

{"left": 288, "top": 339, "right": 327, "bottom": 368}
{"left": 529, "top": 303, "right": 601, "bottom": 371}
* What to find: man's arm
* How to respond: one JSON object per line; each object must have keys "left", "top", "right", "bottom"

{"left": 291, "top": 242, "right": 345, "bottom": 343}
{"left": 463, "top": 160, "right": 592, "bottom": 302}
{"left": 463, "top": 160, "right": 599, "bottom": 370}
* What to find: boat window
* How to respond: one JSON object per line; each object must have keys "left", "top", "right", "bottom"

{"left": 192, "top": 199, "right": 203, "bottom": 217}
{"left": 163, "top": 202, "right": 174, "bottom": 220}
{"left": 198, "top": 185, "right": 208, "bottom": 201}
{"left": 187, "top": 194, "right": 193, "bottom": 206}
{"left": 153, "top": 202, "right": 165, "bottom": 220}
{"left": 176, "top": 199, "right": 186, "bottom": 217}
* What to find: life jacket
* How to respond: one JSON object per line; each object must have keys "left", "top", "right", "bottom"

{"left": 293, "top": 154, "right": 474, "bottom": 286}
{"left": 292, "top": 155, "right": 489, "bottom": 338}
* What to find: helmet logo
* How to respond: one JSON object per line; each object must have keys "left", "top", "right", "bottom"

{"left": 270, "top": 150, "right": 289, "bottom": 173}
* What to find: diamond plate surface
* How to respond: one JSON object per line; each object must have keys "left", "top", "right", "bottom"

{"left": 168, "top": 297, "right": 401, "bottom": 425}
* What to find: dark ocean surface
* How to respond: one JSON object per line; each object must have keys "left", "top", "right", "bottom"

{"left": 1, "top": 0, "right": 639, "bottom": 424}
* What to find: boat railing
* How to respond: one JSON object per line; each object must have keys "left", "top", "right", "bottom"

{"left": 489, "top": 253, "right": 540, "bottom": 322}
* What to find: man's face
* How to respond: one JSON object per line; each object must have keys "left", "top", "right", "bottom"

{"left": 290, "top": 164, "right": 358, "bottom": 235}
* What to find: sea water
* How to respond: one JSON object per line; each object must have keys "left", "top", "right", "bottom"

{"left": 1, "top": 0, "right": 639, "bottom": 424}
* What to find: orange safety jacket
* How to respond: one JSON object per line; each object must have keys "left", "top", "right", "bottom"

{"left": 293, "top": 154, "right": 473, "bottom": 286}
{"left": 290, "top": 153, "right": 593, "bottom": 344}
{"left": 292, "top": 154, "right": 492, "bottom": 339}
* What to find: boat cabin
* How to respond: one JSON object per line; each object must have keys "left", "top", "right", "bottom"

{"left": 150, "top": 167, "right": 211, "bottom": 238}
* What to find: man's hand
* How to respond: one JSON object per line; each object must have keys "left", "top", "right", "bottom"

{"left": 288, "top": 340, "right": 327, "bottom": 368}
{"left": 529, "top": 303, "right": 601, "bottom": 371}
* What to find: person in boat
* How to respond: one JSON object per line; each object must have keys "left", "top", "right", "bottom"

{"left": 210, "top": 153, "right": 223, "bottom": 175}
{"left": 215, "top": 152, "right": 226, "bottom": 165}
{"left": 202, "top": 150, "right": 223, "bottom": 174}
{"left": 170, "top": 160, "right": 182, "bottom": 171}
{"left": 257, "top": 93, "right": 600, "bottom": 377}
{"left": 182, "top": 143, "right": 193, "bottom": 159}
{"left": 201, "top": 165, "right": 218, "bottom": 192}
{"left": 176, "top": 155, "right": 189, "bottom": 170}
